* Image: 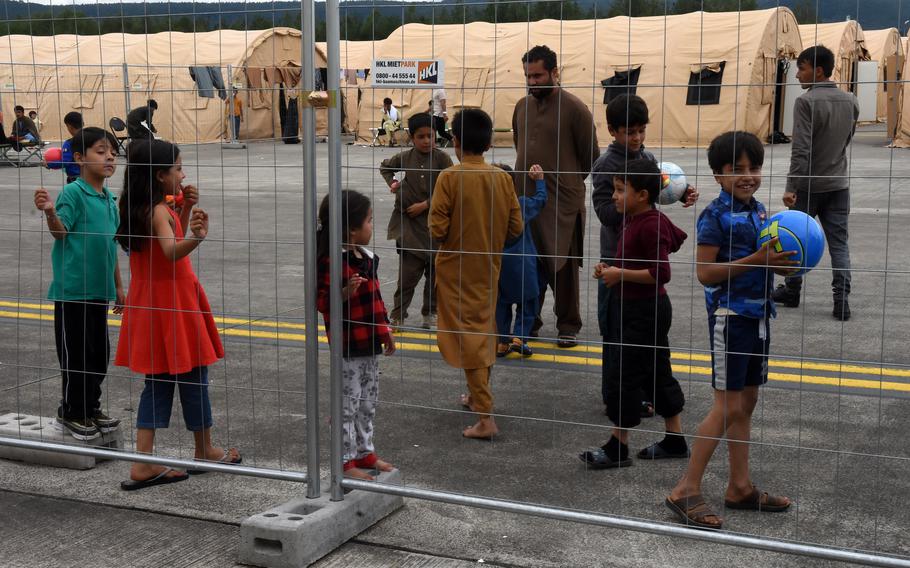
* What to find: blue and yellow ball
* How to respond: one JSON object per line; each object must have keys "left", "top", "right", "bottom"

{"left": 757, "top": 210, "right": 825, "bottom": 276}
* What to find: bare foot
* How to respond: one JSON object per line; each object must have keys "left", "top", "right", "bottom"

{"left": 344, "top": 467, "right": 374, "bottom": 481}
{"left": 130, "top": 463, "right": 185, "bottom": 482}
{"left": 463, "top": 417, "right": 499, "bottom": 440}
{"left": 373, "top": 458, "right": 395, "bottom": 472}
{"left": 459, "top": 394, "right": 476, "bottom": 411}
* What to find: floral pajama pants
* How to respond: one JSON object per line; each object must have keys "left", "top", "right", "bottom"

{"left": 342, "top": 356, "right": 379, "bottom": 462}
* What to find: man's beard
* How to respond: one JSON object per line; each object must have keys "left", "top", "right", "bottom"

{"left": 529, "top": 82, "right": 555, "bottom": 100}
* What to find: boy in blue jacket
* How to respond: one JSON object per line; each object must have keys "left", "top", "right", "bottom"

{"left": 494, "top": 164, "right": 546, "bottom": 357}
{"left": 46, "top": 112, "right": 83, "bottom": 184}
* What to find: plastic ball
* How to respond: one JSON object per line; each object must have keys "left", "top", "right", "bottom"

{"left": 44, "top": 147, "right": 62, "bottom": 163}
{"left": 757, "top": 210, "right": 826, "bottom": 277}
{"left": 657, "top": 161, "right": 687, "bottom": 205}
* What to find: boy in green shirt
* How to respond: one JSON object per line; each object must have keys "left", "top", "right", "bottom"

{"left": 34, "top": 127, "right": 124, "bottom": 441}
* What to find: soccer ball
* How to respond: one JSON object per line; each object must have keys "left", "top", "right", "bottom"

{"left": 757, "top": 210, "right": 826, "bottom": 276}
{"left": 658, "top": 162, "right": 687, "bottom": 205}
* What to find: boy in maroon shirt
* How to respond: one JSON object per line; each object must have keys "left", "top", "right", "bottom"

{"left": 580, "top": 159, "right": 688, "bottom": 469}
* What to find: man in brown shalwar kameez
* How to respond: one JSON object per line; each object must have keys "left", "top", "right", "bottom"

{"left": 512, "top": 45, "right": 600, "bottom": 347}
{"left": 430, "top": 109, "right": 522, "bottom": 439}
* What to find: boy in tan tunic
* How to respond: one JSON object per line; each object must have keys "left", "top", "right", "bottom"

{"left": 430, "top": 109, "right": 522, "bottom": 439}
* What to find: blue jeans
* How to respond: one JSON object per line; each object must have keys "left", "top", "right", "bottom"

{"left": 136, "top": 366, "right": 213, "bottom": 431}
{"left": 232, "top": 116, "right": 241, "bottom": 140}
{"left": 495, "top": 295, "right": 538, "bottom": 343}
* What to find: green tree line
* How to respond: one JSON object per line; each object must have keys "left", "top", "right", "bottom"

{"left": 2, "top": 1, "right": 762, "bottom": 40}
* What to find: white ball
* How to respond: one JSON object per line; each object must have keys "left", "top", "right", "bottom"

{"left": 657, "top": 161, "right": 687, "bottom": 205}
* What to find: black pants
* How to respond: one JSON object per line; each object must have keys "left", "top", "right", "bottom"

{"left": 533, "top": 255, "right": 582, "bottom": 336}
{"left": 604, "top": 294, "right": 684, "bottom": 429}
{"left": 54, "top": 300, "right": 110, "bottom": 420}
{"left": 783, "top": 189, "right": 851, "bottom": 300}
{"left": 433, "top": 115, "right": 452, "bottom": 141}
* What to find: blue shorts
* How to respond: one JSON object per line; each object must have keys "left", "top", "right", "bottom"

{"left": 708, "top": 314, "right": 769, "bottom": 391}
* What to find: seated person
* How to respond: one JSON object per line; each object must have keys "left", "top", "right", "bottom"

{"left": 9, "top": 105, "right": 40, "bottom": 150}
{"left": 126, "top": 99, "right": 158, "bottom": 140}
{"left": 379, "top": 97, "right": 401, "bottom": 146}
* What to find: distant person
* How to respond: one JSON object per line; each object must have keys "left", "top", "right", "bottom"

{"left": 492, "top": 163, "right": 546, "bottom": 358}
{"left": 316, "top": 190, "right": 397, "bottom": 481}
{"left": 430, "top": 108, "right": 522, "bottom": 440}
{"left": 46, "top": 111, "right": 83, "bottom": 184}
{"left": 431, "top": 88, "right": 452, "bottom": 145}
{"left": 0, "top": 110, "right": 6, "bottom": 143}
{"left": 115, "top": 139, "right": 240, "bottom": 490}
{"left": 666, "top": 132, "right": 797, "bottom": 530}
{"left": 378, "top": 97, "right": 401, "bottom": 146}
{"left": 127, "top": 99, "right": 158, "bottom": 140}
{"left": 33, "top": 127, "right": 124, "bottom": 442}
{"left": 9, "top": 105, "right": 40, "bottom": 149}
{"left": 380, "top": 112, "right": 453, "bottom": 329}
{"left": 28, "top": 110, "right": 43, "bottom": 133}
{"left": 774, "top": 45, "right": 858, "bottom": 321}
{"left": 512, "top": 45, "right": 600, "bottom": 348}
{"left": 227, "top": 89, "right": 243, "bottom": 141}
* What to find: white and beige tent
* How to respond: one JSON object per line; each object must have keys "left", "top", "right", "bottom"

{"left": 863, "top": 28, "right": 903, "bottom": 122}
{"left": 0, "top": 28, "right": 324, "bottom": 144}
{"left": 337, "top": 8, "right": 802, "bottom": 147}
{"left": 799, "top": 21, "right": 870, "bottom": 90}
{"left": 889, "top": 35, "right": 910, "bottom": 147}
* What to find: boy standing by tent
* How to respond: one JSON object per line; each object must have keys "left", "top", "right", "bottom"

{"left": 666, "top": 131, "right": 797, "bottom": 530}
{"left": 381, "top": 112, "right": 453, "bottom": 329}
{"left": 430, "top": 109, "right": 522, "bottom": 439}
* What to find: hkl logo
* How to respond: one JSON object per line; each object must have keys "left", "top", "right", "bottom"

{"left": 418, "top": 61, "right": 439, "bottom": 84}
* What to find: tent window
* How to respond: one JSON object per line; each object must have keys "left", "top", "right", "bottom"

{"left": 189, "top": 96, "right": 210, "bottom": 110}
{"left": 75, "top": 74, "right": 104, "bottom": 109}
{"left": 686, "top": 61, "right": 725, "bottom": 105}
{"left": 131, "top": 73, "right": 158, "bottom": 96}
{"left": 601, "top": 65, "right": 641, "bottom": 104}
{"left": 452, "top": 68, "right": 490, "bottom": 108}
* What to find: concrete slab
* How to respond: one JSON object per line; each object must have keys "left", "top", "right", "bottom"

{"left": 0, "top": 413, "right": 122, "bottom": 470}
{"left": 239, "top": 470, "right": 405, "bottom": 568}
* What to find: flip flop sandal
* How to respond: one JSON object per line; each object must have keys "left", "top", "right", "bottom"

{"left": 724, "top": 486, "right": 791, "bottom": 512}
{"left": 557, "top": 335, "right": 578, "bottom": 348}
{"left": 578, "top": 448, "right": 632, "bottom": 469}
{"left": 120, "top": 468, "right": 189, "bottom": 491}
{"left": 665, "top": 494, "right": 723, "bottom": 530}
{"left": 187, "top": 450, "right": 243, "bottom": 475}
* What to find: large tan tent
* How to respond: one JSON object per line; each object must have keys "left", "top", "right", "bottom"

{"left": 863, "top": 28, "right": 903, "bottom": 122}
{"left": 337, "top": 8, "right": 802, "bottom": 147}
{"left": 0, "top": 28, "right": 323, "bottom": 144}
{"left": 889, "top": 36, "right": 910, "bottom": 147}
{"left": 799, "top": 22, "right": 870, "bottom": 90}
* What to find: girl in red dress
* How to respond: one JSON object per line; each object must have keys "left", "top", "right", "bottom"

{"left": 115, "top": 139, "right": 240, "bottom": 490}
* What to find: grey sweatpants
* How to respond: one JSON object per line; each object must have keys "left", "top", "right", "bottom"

{"left": 784, "top": 189, "right": 851, "bottom": 300}
{"left": 342, "top": 356, "right": 379, "bottom": 462}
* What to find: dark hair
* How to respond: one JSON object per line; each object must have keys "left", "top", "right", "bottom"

{"left": 797, "top": 45, "right": 835, "bottom": 78}
{"left": 70, "top": 126, "right": 118, "bottom": 157}
{"left": 407, "top": 112, "right": 433, "bottom": 134}
{"left": 28, "top": 110, "right": 37, "bottom": 117}
{"left": 14, "top": 105, "right": 24, "bottom": 113}
{"left": 115, "top": 139, "right": 181, "bottom": 253}
{"left": 707, "top": 131, "right": 764, "bottom": 174}
{"left": 606, "top": 94, "right": 649, "bottom": 130}
{"left": 63, "top": 111, "right": 83, "bottom": 129}
{"left": 451, "top": 108, "right": 493, "bottom": 155}
{"left": 615, "top": 158, "right": 660, "bottom": 205}
{"left": 147, "top": 99, "right": 158, "bottom": 109}
{"left": 383, "top": 97, "right": 392, "bottom": 106}
{"left": 522, "top": 45, "right": 557, "bottom": 72}
{"left": 316, "top": 190, "right": 372, "bottom": 259}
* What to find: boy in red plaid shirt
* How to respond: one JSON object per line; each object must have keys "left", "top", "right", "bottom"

{"left": 316, "top": 190, "right": 396, "bottom": 480}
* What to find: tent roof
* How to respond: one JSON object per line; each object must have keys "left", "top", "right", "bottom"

{"left": 0, "top": 28, "right": 308, "bottom": 68}
{"left": 864, "top": 28, "right": 903, "bottom": 62}
{"left": 799, "top": 21, "right": 870, "bottom": 60}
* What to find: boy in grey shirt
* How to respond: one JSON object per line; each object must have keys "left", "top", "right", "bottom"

{"left": 774, "top": 45, "right": 858, "bottom": 321}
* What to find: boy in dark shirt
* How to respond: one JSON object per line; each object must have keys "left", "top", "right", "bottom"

{"left": 579, "top": 159, "right": 688, "bottom": 469}
{"left": 380, "top": 112, "right": 453, "bottom": 329}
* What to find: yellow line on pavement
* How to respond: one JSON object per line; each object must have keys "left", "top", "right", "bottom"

{"left": 2, "top": 304, "right": 908, "bottom": 391}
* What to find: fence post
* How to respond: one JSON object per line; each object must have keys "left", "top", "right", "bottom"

{"left": 301, "top": 0, "right": 321, "bottom": 500}
{"left": 122, "top": 62, "right": 130, "bottom": 113}
{"left": 325, "top": 0, "right": 345, "bottom": 503}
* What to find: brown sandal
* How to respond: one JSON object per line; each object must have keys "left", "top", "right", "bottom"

{"left": 665, "top": 494, "right": 723, "bottom": 530}
{"left": 724, "top": 486, "right": 790, "bottom": 512}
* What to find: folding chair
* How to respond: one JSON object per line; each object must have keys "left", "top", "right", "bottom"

{"left": 109, "top": 117, "right": 129, "bottom": 154}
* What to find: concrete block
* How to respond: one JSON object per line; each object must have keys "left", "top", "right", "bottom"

{"left": 0, "top": 413, "right": 123, "bottom": 470}
{"left": 239, "top": 469, "right": 405, "bottom": 568}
